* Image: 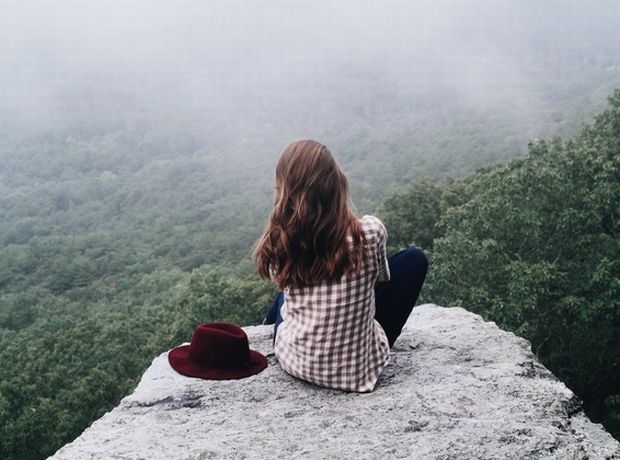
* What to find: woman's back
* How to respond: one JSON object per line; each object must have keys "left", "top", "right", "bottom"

{"left": 274, "top": 214, "right": 391, "bottom": 392}
{"left": 256, "top": 139, "right": 427, "bottom": 392}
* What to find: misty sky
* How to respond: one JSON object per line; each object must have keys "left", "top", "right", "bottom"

{"left": 2, "top": 0, "right": 620, "bottom": 191}
{"left": 3, "top": 1, "right": 619, "bottom": 90}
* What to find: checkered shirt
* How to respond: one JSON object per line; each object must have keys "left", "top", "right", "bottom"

{"left": 274, "top": 214, "right": 391, "bottom": 392}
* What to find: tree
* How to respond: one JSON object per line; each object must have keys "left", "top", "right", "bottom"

{"left": 380, "top": 180, "right": 443, "bottom": 253}
{"left": 425, "top": 90, "right": 620, "bottom": 435}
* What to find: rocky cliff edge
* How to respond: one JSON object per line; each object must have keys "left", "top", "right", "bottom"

{"left": 49, "top": 304, "right": 620, "bottom": 460}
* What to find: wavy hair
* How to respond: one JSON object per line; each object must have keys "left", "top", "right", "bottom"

{"left": 252, "top": 139, "right": 365, "bottom": 289}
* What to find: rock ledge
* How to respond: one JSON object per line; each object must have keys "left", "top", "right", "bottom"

{"left": 50, "top": 304, "right": 620, "bottom": 459}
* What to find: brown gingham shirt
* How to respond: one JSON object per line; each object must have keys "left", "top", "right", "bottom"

{"left": 274, "top": 215, "right": 391, "bottom": 392}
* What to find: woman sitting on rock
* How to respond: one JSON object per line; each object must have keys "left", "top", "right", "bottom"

{"left": 253, "top": 139, "right": 428, "bottom": 392}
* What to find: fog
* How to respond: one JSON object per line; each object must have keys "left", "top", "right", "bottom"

{"left": 2, "top": 0, "right": 620, "bottom": 197}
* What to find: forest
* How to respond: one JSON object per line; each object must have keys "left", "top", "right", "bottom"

{"left": 1, "top": 2, "right": 620, "bottom": 459}
{"left": 1, "top": 89, "right": 618, "bottom": 459}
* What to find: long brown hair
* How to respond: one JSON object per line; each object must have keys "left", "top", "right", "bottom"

{"left": 252, "top": 139, "right": 365, "bottom": 289}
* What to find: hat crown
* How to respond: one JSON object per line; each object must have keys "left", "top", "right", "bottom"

{"left": 188, "top": 323, "right": 251, "bottom": 369}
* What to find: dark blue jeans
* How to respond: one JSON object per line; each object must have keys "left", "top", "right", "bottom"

{"left": 264, "top": 247, "right": 428, "bottom": 348}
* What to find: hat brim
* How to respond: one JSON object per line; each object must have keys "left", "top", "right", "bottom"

{"left": 167, "top": 344, "right": 268, "bottom": 380}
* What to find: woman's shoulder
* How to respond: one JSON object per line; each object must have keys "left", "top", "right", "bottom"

{"left": 359, "top": 215, "right": 388, "bottom": 239}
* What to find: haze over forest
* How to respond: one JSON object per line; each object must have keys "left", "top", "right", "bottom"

{"left": 1, "top": 1, "right": 620, "bottom": 459}
{"left": 2, "top": 0, "right": 620, "bottom": 264}
{"left": 3, "top": 1, "right": 620, "bottom": 208}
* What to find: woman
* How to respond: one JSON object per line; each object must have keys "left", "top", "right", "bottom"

{"left": 252, "top": 139, "right": 427, "bottom": 392}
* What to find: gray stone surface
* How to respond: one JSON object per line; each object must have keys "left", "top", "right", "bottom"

{"left": 49, "top": 304, "right": 620, "bottom": 460}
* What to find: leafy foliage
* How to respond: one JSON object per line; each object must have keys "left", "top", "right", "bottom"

{"left": 381, "top": 180, "right": 443, "bottom": 253}
{"left": 1, "top": 66, "right": 620, "bottom": 457}
{"left": 385, "top": 90, "right": 620, "bottom": 439}
{"left": 166, "top": 267, "right": 278, "bottom": 346}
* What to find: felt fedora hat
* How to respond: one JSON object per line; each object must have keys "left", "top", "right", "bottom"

{"left": 168, "top": 322, "right": 267, "bottom": 380}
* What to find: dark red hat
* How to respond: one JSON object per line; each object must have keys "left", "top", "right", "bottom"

{"left": 168, "top": 322, "right": 268, "bottom": 380}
